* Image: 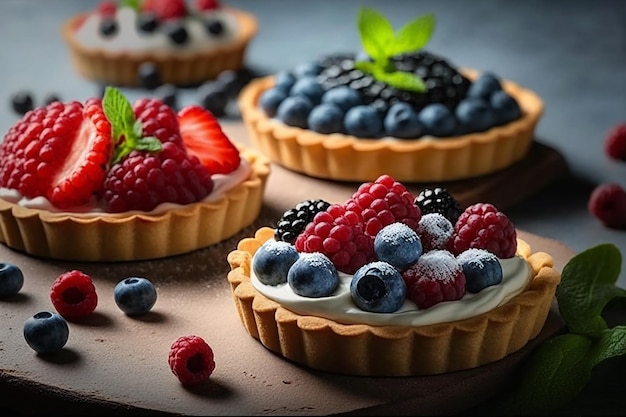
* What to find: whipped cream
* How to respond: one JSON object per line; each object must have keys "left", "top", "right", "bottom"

{"left": 251, "top": 244, "right": 532, "bottom": 327}
{"left": 0, "top": 159, "right": 251, "bottom": 217}
{"left": 74, "top": 7, "right": 239, "bottom": 53}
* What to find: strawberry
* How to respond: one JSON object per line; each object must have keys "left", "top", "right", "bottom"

{"left": 141, "top": 0, "right": 187, "bottom": 21}
{"left": 194, "top": 0, "right": 221, "bottom": 11}
{"left": 0, "top": 98, "right": 113, "bottom": 209}
{"left": 605, "top": 123, "right": 626, "bottom": 161}
{"left": 178, "top": 105, "right": 241, "bottom": 175}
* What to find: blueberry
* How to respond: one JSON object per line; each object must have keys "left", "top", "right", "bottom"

{"left": 274, "top": 71, "right": 296, "bottom": 93}
{"left": 136, "top": 12, "right": 159, "bottom": 33}
{"left": 154, "top": 84, "right": 178, "bottom": 110}
{"left": 307, "top": 103, "right": 344, "bottom": 134}
{"left": 23, "top": 311, "right": 69, "bottom": 354}
{"left": 287, "top": 252, "right": 339, "bottom": 298}
{"left": 99, "top": 17, "right": 118, "bottom": 37}
{"left": 418, "top": 103, "right": 457, "bottom": 137}
{"left": 350, "top": 261, "right": 406, "bottom": 313}
{"left": 197, "top": 81, "right": 228, "bottom": 117}
{"left": 137, "top": 62, "right": 162, "bottom": 90}
{"left": 344, "top": 105, "right": 382, "bottom": 137}
{"left": 0, "top": 262, "right": 24, "bottom": 298}
{"left": 205, "top": 19, "right": 224, "bottom": 36}
{"left": 113, "top": 277, "right": 158, "bottom": 316}
{"left": 321, "top": 86, "right": 362, "bottom": 112}
{"left": 252, "top": 240, "right": 300, "bottom": 286}
{"left": 259, "top": 87, "right": 287, "bottom": 118}
{"left": 374, "top": 222, "right": 422, "bottom": 271}
{"left": 164, "top": 23, "right": 189, "bottom": 45}
{"left": 215, "top": 69, "right": 240, "bottom": 98}
{"left": 457, "top": 249, "right": 503, "bottom": 293}
{"left": 276, "top": 95, "right": 314, "bottom": 128}
{"left": 293, "top": 61, "right": 323, "bottom": 78}
{"left": 455, "top": 98, "right": 497, "bottom": 133}
{"left": 490, "top": 90, "right": 521, "bottom": 125}
{"left": 289, "top": 76, "right": 325, "bottom": 105}
{"left": 383, "top": 102, "right": 423, "bottom": 139}
{"left": 10, "top": 90, "right": 34, "bottom": 115}
{"left": 43, "top": 93, "right": 62, "bottom": 106}
{"left": 467, "top": 72, "right": 502, "bottom": 99}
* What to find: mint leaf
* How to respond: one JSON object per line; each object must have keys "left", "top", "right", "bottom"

{"left": 357, "top": 7, "right": 394, "bottom": 64}
{"left": 558, "top": 244, "right": 625, "bottom": 335}
{"left": 121, "top": 0, "right": 140, "bottom": 11}
{"left": 103, "top": 86, "right": 135, "bottom": 144}
{"left": 356, "top": 61, "right": 426, "bottom": 93}
{"left": 386, "top": 13, "right": 436, "bottom": 57}
{"left": 135, "top": 136, "right": 163, "bottom": 152}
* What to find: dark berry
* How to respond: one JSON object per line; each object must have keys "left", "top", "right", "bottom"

{"left": 259, "top": 88, "right": 287, "bottom": 118}
{"left": 137, "top": 61, "right": 162, "bottom": 90}
{"left": 467, "top": 72, "right": 502, "bottom": 99}
{"left": 373, "top": 222, "right": 422, "bottom": 271}
{"left": 351, "top": 261, "right": 406, "bottom": 313}
{"left": 197, "top": 81, "right": 228, "bottom": 117}
{"left": 10, "top": 90, "right": 34, "bottom": 115}
{"left": 43, "top": 94, "right": 62, "bottom": 106}
{"left": 457, "top": 248, "right": 503, "bottom": 293}
{"left": 168, "top": 335, "right": 215, "bottom": 385}
{"left": 252, "top": 240, "right": 300, "bottom": 286}
{"left": 288, "top": 252, "right": 339, "bottom": 298}
{"left": 113, "top": 277, "right": 158, "bottom": 316}
{"left": 414, "top": 187, "right": 463, "bottom": 225}
{"left": 99, "top": 17, "right": 118, "bottom": 37}
{"left": 154, "top": 83, "right": 178, "bottom": 109}
{"left": 23, "top": 311, "right": 69, "bottom": 355}
{"left": 215, "top": 69, "right": 240, "bottom": 98}
{"left": 205, "top": 19, "right": 224, "bottom": 35}
{"left": 50, "top": 270, "right": 98, "bottom": 319}
{"left": 164, "top": 23, "right": 189, "bottom": 45}
{"left": 275, "top": 198, "right": 331, "bottom": 244}
{"left": 0, "top": 262, "right": 24, "bottom": 298}
{"left": 136, "top": 12, "right": 159, "bottom": 33}
{"left": 276, "top": 95, "right": 314, "bottom": 129}
{"left": 308, "top": 103, "right": 344, "bottom": 134}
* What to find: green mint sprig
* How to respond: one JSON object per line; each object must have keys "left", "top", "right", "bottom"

{"left": 355, "top": 7, "right": 435, "bottom": 93}
{"left": 484, "top": 243, "right": 626, "bottom": 415}
{"left": 120, "top": 0, "right": 141, "bottom": 11}
{"left": 102, "top": 86, "right": 162, "bottom": 165}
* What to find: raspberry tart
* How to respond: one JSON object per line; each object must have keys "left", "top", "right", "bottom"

{"left": 0, "top": 87, "right": 270, "bottom": 262}
{"left": 227, "top": 176, "right": 560, "bottom": 376}
{"left": 238, "top": 7, "right": 544, "bottom": 182}
{"left": 62, "top": 0, "right": 258, "bottom": 87}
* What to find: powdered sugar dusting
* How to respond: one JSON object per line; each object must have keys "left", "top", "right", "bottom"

{"left": 378, "top": 222, "right": 419, "bottom": 245}
{"left": 457, "top": 248, "right": 498, "bottom": 269}
{"left": 302, "top": 252, "right": 333, "bottom": 268}
{"left": 415, "top": 250, "right": 461, "bottom": 283}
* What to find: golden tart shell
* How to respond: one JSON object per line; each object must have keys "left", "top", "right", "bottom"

{"left": 238, "top": 70, "right": 544, "bottom": 183}
{"left": 0, "top": 146, "right": 270, "bottom": 262}
{"left": 227, "top": 226, "right": 561, "bottom": 377}
{"left": 61, "top": 8, "right": 258, "bottom": 87}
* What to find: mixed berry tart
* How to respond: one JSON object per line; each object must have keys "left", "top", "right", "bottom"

{"left": 238, "top": 7, "right": 544, "bottom": 182}
{"left": 62, "top": 0, "right": 258, "bottom": 87}
{"left": 227, "top": 176, "right": 560, "bottom": 376}
{"left": 0, "top": 87, "right": 270, "bottom": 261}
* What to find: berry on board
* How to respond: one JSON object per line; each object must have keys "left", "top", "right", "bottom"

{"left": 50, "top": 270, "right": 98, "bottom": 319}
{"left": 588, "top": 183, "right": 626, "bottom": 230}
{"left": 168, "top": 335, "right": 216, "bottom": 385}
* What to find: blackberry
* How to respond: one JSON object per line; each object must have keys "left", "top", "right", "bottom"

{"left": 275, "top": 199, "right": 331, "bottom": 244}
{"left": 316, "top": 51, "right": 471, "bottom": 113}
{"left": 415, "top": 187, "right": 463, "bottom": 225}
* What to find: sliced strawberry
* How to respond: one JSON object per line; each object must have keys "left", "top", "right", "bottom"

{"left": 177, "top": 105, "right": 241, "bottom": 175}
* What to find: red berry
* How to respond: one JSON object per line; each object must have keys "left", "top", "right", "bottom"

{"left": 344, "top": 174, "right": 422, "bottom": 238}
{"left": 194, "top": 0, "right": 221, "bottom": 11}
{"left": 416, "top": 213, "right": 454, "bottom": 252}
{"left": 96, "top": 0, "right": 117, "bottom": 16}
{"left": 142, "top": 0, "right": 187, "bottom": 21}
{"left": 178, "top": 105, "right": 241, "bottom": 175}
{"left": 0, "top": 99, "right": 113, "bottom": 209}
{"left": 605, "top": 123, "right": 626, "bottom": 161}
{"left": 449, "top": 203, "right": 517, "bottom": 258}
{"left": 588, "top": 183, "right": 626, "bottom": 230}
{"left": 133, "top": 98, "right": 185, "bottom": 148}
{"left": 50, "top": 270, "right": 98, "bottom": 319}
{"left": 168, "top": 335, "right": 215, "bottom": 385}
{"left": 402, "top": 250, "right": 466, "bottom": 309}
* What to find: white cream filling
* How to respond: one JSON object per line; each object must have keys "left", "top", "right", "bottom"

{"left": 251, "top": 243, "right": 532, "bottom": 327}
{"left": 0, "top": 159, "right": 251, "bottom": 217}
{"left": 74, "top": 7, "right": 239, "bottom": 53}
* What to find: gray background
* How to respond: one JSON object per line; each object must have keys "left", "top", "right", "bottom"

{"left": 1, "top": 0, "right": 625, "bottom": 283}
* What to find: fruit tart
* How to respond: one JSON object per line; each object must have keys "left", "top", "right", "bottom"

{"left": 62, "top": 0, "right": 258, "bottom": 87}
{"left": 0, "top": 87, "right": 270, "bottom": 262}
{"left": 238, "top": 7, "right": 544, "bottom": 182}
{"left": 227, "top": 175, "right": 560, "bottom": 376}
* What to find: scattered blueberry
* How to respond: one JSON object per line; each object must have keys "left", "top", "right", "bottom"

{"left": 136, "top": 12, "right": 159, "bottom": 33}
{"left": 197, "top": 81, "right": 228, "bottom": 117}
{"left": 344, "top": 105, "right": 382, "bottom": 137}
{"left": 308, "top": 103, "right": 345, "bottom": 134}
{"left": 137, "top": 62, "right": 162, "bottom": 90}
{"left": 0, "top": 262, "right": 24, "bottom": 298}
{"left": 276, "top": 95, "right": 314, "bottom": 129}
{"left": 467, "top": 72, "right": 502, "bottom": 99}
{"left": 252, "top": 240, "right": 300, "bottom": 286}
{"left": 288, "top": 252, "right": 339, "bottom": 298}
{"left": 154, "top": 84, "right": 178, "bottom": 110}
{"left": 321, "top": 86, "right": 362, "bottom": 112}
{"left": 457, "top": 248, "right": 503, "bottom": 293}
{"left": 23, "top": 311, "right": 69, "bottom": 354}
{"left": 11, "top": 90, "right": 34, "bottom": 115}
{"left": 259, "top": 87, "right": 288, "bottom": 118}
{"left": 418, "top": 103, "right": 457, "bottom": 137}
{"left": 490, "top": 90, "right": 522, "bottom": 125}
{"left": 384, "top": 102, "right": 423, "bottom": 139}
{"left": 113, "top": 277, "right": 158, "bottom": 316}
{"left": 374, "top": 222, "right": 422, "bottom": 271}
{"left": 290, "top": 76, "right": 325, "bottom": 105}
{"left": 455, "top": 98, "right": 497, "bottom": 133}
{"left": 350, "top": 261, "right": 406, "bottom": 313}
{"left": 274, "top": 71, "right": 297, "bottom": 93}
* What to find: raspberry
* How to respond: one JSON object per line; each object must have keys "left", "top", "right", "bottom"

{"left": 449, "top": 203, "right": 517, "bottom": 258}
{"left": 294, "top": 204, "right": 374, "bottom": 274}
{"left": 96, "top": 0, "right": 117, "bottom": 16}
{"left": 50, "top": 270, "right": 98, "bottom": 319}
{"left": 101, "top": 141, "right": 214, "bottom": 212}
{"left": 142, "top": 0, "right": 187, "bottom": 21}
{"left": 588, "top": 183, "right": 626, "bottom": 230}
{"left": 402, "top": 250, "right": 466, "bottom": 309}
{"left": 194, "top": 0, "right": 221, "bottom": 11}
{"left": 133, "top": 98, "right": 184, "bottom": 148}
{"left": 344, "top": 174, "right": 422, "bottom": 237}
{"left": 416, "top": 213, "right": 454, "bottom": 252}
{"left": 168, "top": 335, "right": 215, "bottom": 385}
{"left": 604, "top": 123, "right": 626, "bottom": 161}
{"left": 275, "top": 199, "right": 331, "bottom": 244}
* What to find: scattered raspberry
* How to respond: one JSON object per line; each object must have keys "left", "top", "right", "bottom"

{"left": 194, "top": 0, "right": 221, "bottom": 11}
{"left": 142, "top": 0, "right": 187, "bottom": 21}
{"left": 133, "top": 97, "right": 185, "bottom": 148}
{"left": 402, "top": 250, "right": 466, "bottom": 309}
{"left": 294, "top": 204, "right": 374, "bottom": 274}
{"left": 96, "top": 0, "right": 117, "bottom": 16}
{"left": 50, "top": 270, "right": 98, "bottom": 319}
{"left": 344, "top": 174, "right": 422, "bottom": 238}
{"left": 416, "top": 213, "right": 454, "bottom": 252}
{"left": 605, "top": 123, "right": 626, "bottom": 161}
{"left": 168, "top": 335, "right": 215, "bottom": 385}
{"left": 449, "top": 203, "right": 517, "bottom": 258}
{"left": 588, "top": 183, "right": 626, "bottom": 230}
